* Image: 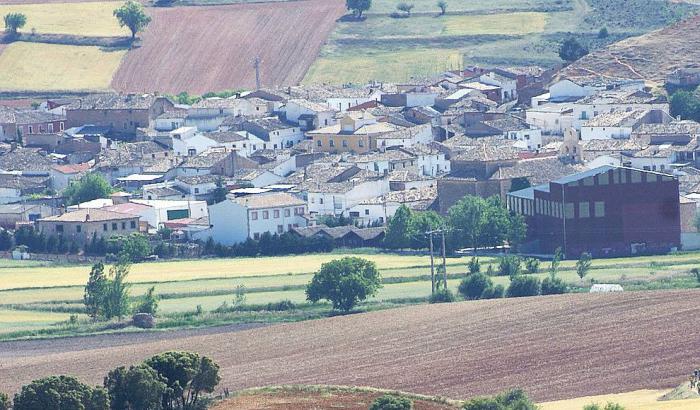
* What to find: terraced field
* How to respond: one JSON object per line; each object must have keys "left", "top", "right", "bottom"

{"left": 1, "top": 290, "right": 699, "bottom": 401}
{"left": 0, "top": 2, "right": 127, "bottom": 36}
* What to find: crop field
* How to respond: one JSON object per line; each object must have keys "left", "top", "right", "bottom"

{"left": 0, "top": 42, "right": 126, "bottom": 91}
{"left": 111, "top": 0, "right": 346, "bottom": 94}
{"left": 540, "top": 389, "right": 700, "bottom": 410}
{"left": 1, "top": 290, "right": 699, "bottom": 400}
{"left": 0, "top": 2, "right": 128, "bottom": 37}
{"left": 0, "top": 309, "right": 78, "bottom": 333}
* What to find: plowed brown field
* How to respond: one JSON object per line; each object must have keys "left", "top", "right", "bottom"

{"left": 1, "top": 290, "right": 699, "bottom": 401}
{"left": 111, "top": 0, "right": 345, "bottom": 94}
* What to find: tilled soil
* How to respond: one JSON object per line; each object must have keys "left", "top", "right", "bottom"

{"left": 1, "top": 290, "right": 699, "bottom": 402}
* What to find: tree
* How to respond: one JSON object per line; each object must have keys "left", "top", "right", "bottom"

{"left": 144, "top": 351, "right": 220, "bottom": 410}
{"left": 13, "top": 375, "right": 108, "bottom": 410}
{"left": 576, "top": 252, "right": 592, "bottom": 282}
{"left": 85, "top": 262, "right": 108, "bottom": 319}
{"left": 497, "top": 255, "right": 521, "bottom": 277}
{"left": 598, "top": 27, "right": 609, "bottom": 38}
{"left": 670, "top": 90, "right": 700, "bottom": 122}
{"left": 467, "top": 256, "right": 480, "bottom": 275}
{"left": 480, "top": 196, "right": 512, "bottom": 248}
{"left": 384, "top": 205, "right": 413, "bottom": 249}
{"left": 506, "top": 275, "right": 540, "bottom": 297}
{"left": 437, "top": 0, "right": 447, "bottom": 15}
{"left": 409, "top": 210, "right": 443, "bottom": 249}
{"left": 458, "top": 272, "right": 492, "bottom": 300}
{"left": 447, "top": 195, "right": 486, "bottom": 250}
{"left": 210, "top": 176, "right": 228, "bottom": 204}
{"left": 104, "top": 262, "right": 132, "bottom": 319}
{"left": 549, "top": 247, "right": 563, "bottom": 279}
{"left": 559, "top": 38, "right": 588, "bottom": 62}
{"left": 524, "top": 257, "right": 540, "bottom": 274}
{"left": 463, "top": 389, "right": 537, "bottom": 410}
{"left": 306, "top": 257, "right": 382, "bottom": 311}
{"left": 397, "top": 2, "right": 414, "bottom": 16}
{"left": 0, "top": 229, "right": 12, "bottom": 251}
{"left": 113, "top": 0, "right": 152, "bottom": 41}
{"left": 63, "top": 173, "right": 113, "bottom": 206}
{"left": 104, "top": 365, "right": 168, "bottom": 410}
{"left": 0, "top": 393, "right": 9, "bottom": 410}
{"left": 3, "top": 12, "right": 26, "bottom": 35}
{"left": 115, "top": 233, "right": 152, "bottom": 262}
{"left": 136, "top": 286, "right": 159, "bottom": 315}
{"left": 346, "top": 0, "right": 371, "bottom": 18}
{"left": 370, "top": 394, "right": 413, "bottom": 410}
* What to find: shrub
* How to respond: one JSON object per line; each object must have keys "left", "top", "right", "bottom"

{"left": 480, "top": 284, "right": 505, "bottom": 300}
{"left": 559, "top": 37, "right": 589, "bottom": 62}
{"left": 370, "top": 394, "right": 413, "bottom": 410}
{"left": 584, "top": 403, "right": 625, "bottom": 410}
{"left": 576, "top": 252, "right": 593, "bottom": 281}
{"left": 13, "top": 376, "right": 108, "bottom": 410}
{"left": 463, "top": 389, "right": 536, "bottom": 410}
{"left": 598, "top": 27, "right": 609, "bottom": 38}
{"left": 104, "top": 364, "right": 167, "bottom": 410}
{"left": 691, "top": 267, "right": 700, "bottom": 283}
{"left": 135, "top": 286, "right": 159, "bottom": 315}
{"left": 467, "top": 256, "right": 480, "bottom": 275}
{"left": 458, "top": 272, "right": 492, "bottom": 300}
{"left": 498, "top": 255, "right": 521, "bottom": 277}
{"left": 429, "top": 288, "right": 456, "bottom": 303}
{"left": 0, "top": 393, "right": 9, "bottom": 410}
{"left": 540, "top": 276, "right": 568, "bottom": 295}
{"left": 524, "top": 258, "right": 540, "bottom": 274}
{"left": 506, "top": 275, "right": 541, "bottom": 298}
{"left": 266, "top": 299, "right": 296, "bottom": 311}
{"left": 306, "top": 257, "right": 382, "bottom": 311}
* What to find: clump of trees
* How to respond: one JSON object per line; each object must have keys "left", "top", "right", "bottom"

{"left": 306, "top": 257, "right": 382, "bottom": 311}
{"left": 13, "top": 376, "right": 108, "bottom": 410}
{"left": 113, "top": 0, "right": 152, "bottom": 41}
{"left": 370, "top": 394, "right": 413, "bottom": 410}
{"left": 462, "top": 389, "right": 537, "bottom": 410}
{"left": 84, "top": 261, "right": 135, "bottom": 320}
{"left": 346, "top": 0, "right": 372, "bottom": 19}
{"left": 3, "top": 12, "right": 26, "bottom": 36}
{"left": 559, "top": 38, "right": 589, "bottom": 62}
{"left": 202, "top": 232, "right": 335, "bottom": 258}
{"left": 670, "top": 88, "right": 700, "bottom": 122}
{"left": 63, "top": 173, "right": 113, "bottom": 206}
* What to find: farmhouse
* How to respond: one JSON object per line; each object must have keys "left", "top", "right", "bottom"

{"left": 15, "top": 110, "right": 66, "bottom": 138}
{"left": 37, "top": 208, "right": 141, "bottom": 244}
{"left": 0, "top": 203, "right": 57, "bottom": 229}
{"left": 507, "top": 166, "right": 681, "bottom": 257}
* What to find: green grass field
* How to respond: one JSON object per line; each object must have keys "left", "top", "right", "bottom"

{"left": 2, "top": 251, "right": 700, "bottom": 338}
{"left": 0, "top": 2, "right": 128, "bottom": 37}
{"left": 0, "top": 42, "right": 126, "bottom": 92}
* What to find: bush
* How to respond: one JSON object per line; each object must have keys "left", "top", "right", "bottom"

{"left": 13, "top": 375, "right": 108, "bottom": 410}
{"left": 306, "top": 257, "right": 382, "bottom": 311}
{"left": 463, "top": 389, "right": 536, "bottom": 410}
{"left": 559, "top": 37, "right": 588, "bottom": 62}
{"left": 370, "top": 394, "right": 413, "bottom": 410}
{"left": 266, "top": 300, "right": 296, "bottom": 311}
{"left": 0, "top": 393, "right": 9, "bottom": 410}
{"left": 467, "top": 256, "right": 480, "bottom": 274}
{"left": 135, "top": 286, "right": 158, "bottom": 315}
{"left": 540, "top": 276, "right": 567, "bottom": 295}
{"left": 480, "top": 284, "right": 505, "bottom": 300}
{"left": 506, "top": 275, "right": 541, "bottom": 298}
{"left": 429, "top": 288, "right": 455, "bottom": 303}
{"left": 497, "top": 255, "right": 521, "bottom": 277}
{"left": 458, "top": 273, "right": 492, "bottom": 300}
{"left": 524, "top": 258, "right": 540, "bottom": 274}
{"left": 598, "top": 27, "right": 609, "bottom": 38}
{"left": 584, "top": 403, "right": 625, "bottom": 410}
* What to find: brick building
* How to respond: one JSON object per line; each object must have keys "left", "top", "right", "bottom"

{"left": 37, "top": 208, "right": 140, "bottom": 244}
{"left": 507, "top": 166, "right": 681, "bottom": 257}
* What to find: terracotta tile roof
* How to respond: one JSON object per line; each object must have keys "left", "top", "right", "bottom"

{"left": 231, "top": 192, "right": 305, "bottom": 209}
{"left": 40, "top": 208, "right": 136, "bottom": 222}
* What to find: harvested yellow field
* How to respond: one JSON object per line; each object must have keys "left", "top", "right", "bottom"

{"left": 0, "top": 42, "right": 126, "bottom": 91}
{"left": 0, "top": 309, "right": 75, "bottom": 334}
{"left": 443, "top": 12, "right": 548, "bottom": 36}
{"left": 539, "top": 389, "right": 700, "bottom": 410}
{"left": 0, "top": 2, "right": 128, "bottom": 37}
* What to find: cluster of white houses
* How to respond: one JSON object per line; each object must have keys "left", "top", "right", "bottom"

{"left": 2, "top": 66, "right": 700, "bottom": 254}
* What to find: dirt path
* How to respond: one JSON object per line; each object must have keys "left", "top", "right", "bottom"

{"left": 1, "top": 290, "right": 699, "bottom": 402}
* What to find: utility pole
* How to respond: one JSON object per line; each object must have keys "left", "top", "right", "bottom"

{"left": 253, "top": 56, "right": 262, "bottom": 90}
{"left": 441, "top": 229, "right": 447, "bottom": 291}
{"left": 429, "top": 231, "right": 435, "bottom": 295}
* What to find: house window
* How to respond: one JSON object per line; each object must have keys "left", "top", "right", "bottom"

{"left": 594, "top": 201, "right": 605, "bottom": 217}
{"left": 284, "top": 209, "right": 290, "bottom": 217}
{"left": 342, "top": 140, "right": 348, "bottom": 147}
{"left": 103, "top": 223, "right": 108, "bottom": 231}
{"left": 253, "top": 233, "right": 260, "bottom": 240}
{"left": 194, "top": 188, "right": 200, "bottom": 194}
{"left": 274, "top": 210, "right": 280, "bottom": 218}
{"left": 277, "top": 225, "right": 284, "bottom": 234}
{"left": 579, "top": 202, "right": 590, "bottom": 218}
{"left": 112, "top": 223, "right": 118, "bottom": 230}
{"left": 329, "top": 140, "right": 335, "bottom": 147}
{"left": 130, "top": 221, "right": 136, "bottom": 229}
{"left": 48, "top": 123, "right": 54, "bottom": 133}
{"left": 317, "top": 140, "right": 322, "bottom": 147}
{"left": 59, "top": 122, "right": 65, "bottom": 131}
{"left": 28, "top": 125, "right": 33, "bottom": 134}
{"left": 319, "top": 198, "right": 324, "bottom": 204}
{"left": 263, "top": 210, "right": 269, "bottom": 219}
{"left": 56, "top": 224, "right": 64, "bottom": 233}
{"left": 122, "top": 222, "right": 126, "bottom": 230}
{"left": 365, "top": 209, "right": 369, "bottom": 215}
{"left": 76, "top": 225, "right": 82, "bottom": 233}
{"left": 564, "top": 203, "right": 575, "bottom": 219}
{"left": 359, "top": 139, "right": 364, "bottom": 147}
{"left": 251, "top": 211, "right": 258, "bottom": 220}
{"left": 297, "top": 207, "right": 304, "bottom": 215}
{"left": 631, "top": 171, "right": 642, "bottom": 183}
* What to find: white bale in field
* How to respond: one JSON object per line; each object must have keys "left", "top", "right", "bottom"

{"left": 590, "top": 284, "right": 624, "bottom": 293}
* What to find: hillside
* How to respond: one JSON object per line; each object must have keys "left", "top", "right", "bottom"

{"left": 1, "top": 290, "right": 699, "bottom": 401}
{"left": 561, "top": 14, "right": 700, "bottom": 84}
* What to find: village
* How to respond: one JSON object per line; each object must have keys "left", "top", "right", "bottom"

{"left": 1, "top": 66, "right": 699, "bottom": 259}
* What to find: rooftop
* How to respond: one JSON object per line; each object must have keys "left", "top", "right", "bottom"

{"left": 67, "top": 93, "right": 163, "bottom": 110}
{"left": 231, "top": 192, "right": 305, "bottom": 209}
{"left": 40, "top": 208, "right": 135, "bottom": 223}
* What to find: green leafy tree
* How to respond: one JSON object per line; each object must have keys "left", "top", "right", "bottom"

{"left": 559, "top": 38, "right": 589, "bottom": 62}
{"left": 84, "top": 262, "right": 108, "bottom": 319}
{"left": 113, "top": 0, "right": 152, "bottom": 40}
{"left": 117, "top": 233, "right": 152, "bottom": 262}
{"left": 13, "top": 375, "right": 108, "bottom": 410}
{"left": 0, "top": 393, "right": 9, "bottom": 410}
{"left": 437, "top": 0, "right": 447, "bottom": 15}
{"left": 506, "top": 212, "right": 527, "bottom": 251}
{"left": 481, "top": 284, "right": 504, "bottom": 299}
{"left": 409, "top": 210, "right": 443, "bottom": 249}
{"left": 429, "top": 288, "right": 455, "bottom": 303}
{"left": 144, "top": 351, "right": 220, "bottom": 410}
{"left": 576, "top": 252, "right": 593, "bottom": 281}
{"left": 467, "top": 256, "right": 480, "bottom": 275}
{"left": 210, "top": 176, "right": 228, "bottom": 204}
{"left": 463, "top": 389, "right": 536, "bottom": 410}
{"left": 370, "top": 394, "right": 413, "bottom": 410}
{"left": 670, "top": 90, "right": 700, "bottom": 122}
{"left": 63, "top": 173, "right": 113, "bottom": 206}
{"left": 104, "top": 364, "right": 168, "bottom": 410}
{"left": 549, "top": 247, "right": 563, "bottom": 279}
{"left": 0, "top": 229, "right": 12, "bottom": 251}
{"left": 458, "top": 272, "right": 492, "bottom": 300}
{"left": 346, "top": 0, "right": 371, "bottom": 18}
{"left": 104, "top": 262, "right": 132, "bottom": 319}
{"left": 4, "top": 12, "right": 26, "bottom": 35}
{"left": 384, "top": 205, "right": 413, "bottom": 249}
{"left": 306, "top": 257, "right": 382, "bottom": 311}
{"left": 447, "top": 195, "right": 486, "bottom": 250}
{"left": 506, "top": 275, "right": 541, "bottom": 298}
{"left": 481, "top": 196, "right": 512, "bottom": 247}
{"left": 397, "top": 2, "right": 414, "bottom": 16}
{"left": 524, "top": 257, "right": 540, "bottom": 274}
{"left": 136, "top": 286, "right": 159, "bottom": 315}
{"left": 498, "top": 255, "right": 521, "bottom": 278}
